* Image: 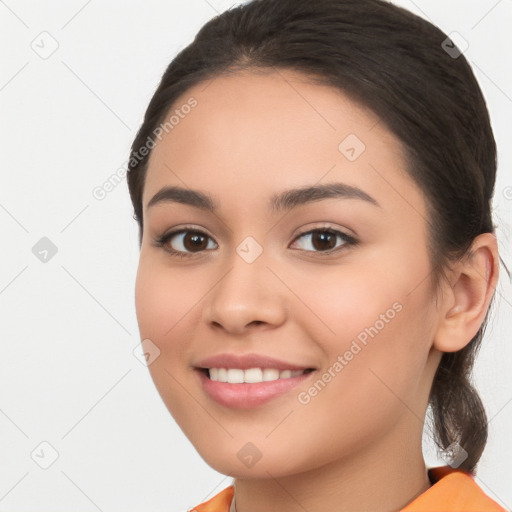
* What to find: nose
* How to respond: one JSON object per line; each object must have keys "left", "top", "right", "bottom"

{"left": 202, "top": 247, "right": 287, "bottom": 335}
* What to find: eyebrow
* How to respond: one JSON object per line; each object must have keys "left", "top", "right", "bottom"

{"left": 147, "top": 182, "right": 380, "bottom": 213}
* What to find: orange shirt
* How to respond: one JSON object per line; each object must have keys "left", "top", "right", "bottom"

{"left": 191, "top": 466, "right": 507, "bottom": 511}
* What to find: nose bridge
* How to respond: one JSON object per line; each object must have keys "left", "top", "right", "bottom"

{"left": 203, "top": 235, "right": 286, "bottom": 332}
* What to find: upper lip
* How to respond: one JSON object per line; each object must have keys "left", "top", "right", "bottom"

{"left": 194, "top": 353, "right": 315, "bottom": 371}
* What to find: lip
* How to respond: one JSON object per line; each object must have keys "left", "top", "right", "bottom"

{"left": 193, "top": 352, "right": 317, "bottom": 409}
{"left": 194, "top": 352, "right": 314, "bottom": 371}
{"left": 195, "top": 368, "right": 315, "bottom": 409}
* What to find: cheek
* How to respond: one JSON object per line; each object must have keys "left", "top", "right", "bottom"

{"left": 134, "top": 257, "right": 200, "bottom": 399}
{"left": 290, "top": 259, "right": 412, "bottom": 346}
{"left": 134, "top": 260, "right": 193, "bottom": 429}
{"left": 323, "top": 274, "right": 435, "bottom": 425}
{"left": 133, "top": 252, "right": 219, "bottom": 394}
{"left": 135, "top": 255, "right": 203, "bottom": 342}
{"left": 290, "top": 257, "right": 435, "bottom": 422}
{"left": 303, "top": 240, "right": 434, "bottom": 352}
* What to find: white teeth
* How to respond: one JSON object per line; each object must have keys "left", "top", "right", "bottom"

{"left": 208, "top": 367, "right": 307, "bottom": 383}
{"left": 226, "top": 369, "right": 244, "bottom": 384}
{"left": 244, "top": 368, "right": 263, "bottom": 383}
{"left": 262, "top": 368, "right": 280, "bottom": 381}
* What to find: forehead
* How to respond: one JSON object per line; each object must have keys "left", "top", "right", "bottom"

{"left": 142, "top": 68, "right": 425, "bottom": 222}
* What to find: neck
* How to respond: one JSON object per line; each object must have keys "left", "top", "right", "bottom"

{"left": 230, "top": 420, "right": 431, "bottom": 512}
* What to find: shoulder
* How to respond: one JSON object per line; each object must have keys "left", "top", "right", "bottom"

{"left": 188, "top": 485, "right": 234, "bottom": 512}
{"left": 401, "top": 465, "right": 507, "bottom": 511}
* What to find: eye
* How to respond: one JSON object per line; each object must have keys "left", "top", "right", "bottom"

{"left": 153, "top": 225, "right": 357, "bottom": 258}
{"left": 290, "top": 227, "right": 357, "bottom": 255}
{"left": 153, "top": 227, "right": 217, "bottom": 258}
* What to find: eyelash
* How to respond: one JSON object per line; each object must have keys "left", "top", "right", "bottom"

{"left": 152, "top": 225, "right": 358, "bottom": 259}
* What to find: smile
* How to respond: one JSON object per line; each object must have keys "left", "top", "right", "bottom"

{"left": 193, "top": 353, "right": 317, "bottom": 408}
{"left": 196, "top": 367, "right": 316, "bottom": 409}
{"left": 207, "top": 367, "right": 311, "bottom": 383}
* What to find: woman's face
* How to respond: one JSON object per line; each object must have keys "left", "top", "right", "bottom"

{"left": 135, "top": 69, "right": 443, "bottom": 477}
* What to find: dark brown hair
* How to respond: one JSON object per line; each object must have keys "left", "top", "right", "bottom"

{"left": 127, "top": 0, "right": 505, "bottom": 473}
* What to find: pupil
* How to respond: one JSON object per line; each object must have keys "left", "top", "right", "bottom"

{"left": 314, "top": 231, "right": 335, "bottom": 251}
{"left": 185, "top": 232, "right": 207, "bottom": 251}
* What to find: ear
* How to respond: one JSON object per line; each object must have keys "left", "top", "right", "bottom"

{"left": 433, "top": 232, "right": 500, "bottom": 353}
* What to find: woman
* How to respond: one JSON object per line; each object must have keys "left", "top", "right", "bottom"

{"left": 126, "top": 0, "right": 508, "bottom": 509}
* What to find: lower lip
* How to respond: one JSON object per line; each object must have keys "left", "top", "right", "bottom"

{"left": 196, "top": 369, "right": 314, "bottom": 409}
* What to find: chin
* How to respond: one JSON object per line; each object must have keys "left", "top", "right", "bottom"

{"left": 195, "top": 442, "right": 318, "bottom": 480}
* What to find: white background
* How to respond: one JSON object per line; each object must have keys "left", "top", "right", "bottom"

{"left": 1, "top": 0, "right": 511, "bottom": 510}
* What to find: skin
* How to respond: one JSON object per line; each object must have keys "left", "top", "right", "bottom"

{"left": 134, "top": 68, "right": 499, "bottom": 512}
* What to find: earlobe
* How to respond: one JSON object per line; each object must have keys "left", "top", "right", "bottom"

{"left": 433, "top": 232, "right": 499, "bottom": 353}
